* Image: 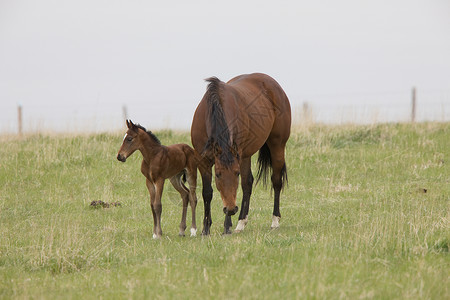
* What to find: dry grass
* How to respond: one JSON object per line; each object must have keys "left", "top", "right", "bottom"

{"left": 0, "top": 123, "right": 448, "bottom": 299}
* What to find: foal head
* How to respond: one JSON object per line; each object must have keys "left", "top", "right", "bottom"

{"left": 117, "top": 120, "right": 145, "bottom": 162}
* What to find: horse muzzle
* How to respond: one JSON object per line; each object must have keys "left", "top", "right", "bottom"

{"left": 117, "top": 154, "right": 127, "bottom": 162}
{"left": 223, "top": 206, "right": 239, "bottom": 216}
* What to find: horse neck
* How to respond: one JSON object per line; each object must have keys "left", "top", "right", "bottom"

{"left": 220, "top": 102, "right": 238, "bottom": 147}
{"left": 138, "top": 132, "right": 163, "bottom": 164}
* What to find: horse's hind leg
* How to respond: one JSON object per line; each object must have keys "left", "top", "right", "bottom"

{"left": 186, "top": 168, "right": 198, "bottom": 237}
{"left": 267, "top": 143, "right": 288, "bottom": 229}
{"left": 235, "top": 157, "right": 253, "bottom": 232}
{"left": 170, "top": 173, "right": 190, "bottom": 236}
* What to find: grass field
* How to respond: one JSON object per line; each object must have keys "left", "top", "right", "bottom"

{"left": 0, "top": 123, "right": 448, "bottom": 299}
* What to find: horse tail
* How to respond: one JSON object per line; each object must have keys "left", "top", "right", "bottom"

{"left": 256, "top": 143, "right": 288, "bottom": 190}
{"left": 256, "top": 143, "right": 271, "bottom": 187}
{"left": 181, "top": 169, "right": 187, "bottom": 184}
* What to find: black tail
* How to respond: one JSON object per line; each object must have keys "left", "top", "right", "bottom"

{"left": 256, "top": 143, "right": 288, "bottom": 190}
{"left": 181, "top": 169, "right": 187, "bottom": 184}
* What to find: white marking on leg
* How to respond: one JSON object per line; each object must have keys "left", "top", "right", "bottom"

{"left": 190, "top": 228, "right": 197, "bottom": 237}
{"left": 271, "top": 215, "right": 281, "bottom": 229}
{"left": 152, "top": 233, "right": 158, "bottom": 239}
{"left": 235, "top": 215, "right": 249, "bottom": 232}
{"left": 235, "top": 220, "right": 246, "bottom": 232}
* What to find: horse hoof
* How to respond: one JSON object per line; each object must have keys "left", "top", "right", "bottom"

{"left": 190, "top": 228, "right": 197, "bottom": 237}
{"left": 271, "top": 215, "right": 281, "bottom": 229}
{"left": 235, "top": 219, "right": 247, "bottom": 232}
{"left": 179, "top": 232, "right": 186, "bottom": 237}
{"left": 152, "top": 233, "right": 162, "bottom": 239}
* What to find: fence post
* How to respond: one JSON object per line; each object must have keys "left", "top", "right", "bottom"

{"left": 302, "top": 101, "right": 312, "bottom": 124}
{"left": 18, "top": 105, "right": 23, "bottom": 136}
{"left": 122, "top": 105, "right": 128, "bottom": 122}
{"left": 411, "top": 87, "right": 416, "bottom": 123}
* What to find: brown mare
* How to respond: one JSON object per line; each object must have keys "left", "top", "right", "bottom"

{"left": 117, "top": 120, "right": 198, "bottom": 239}
{"left": 191, "top": 73, "right": 291, "bottom": 235}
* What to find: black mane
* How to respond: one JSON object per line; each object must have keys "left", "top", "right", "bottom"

{"left": 135, "top": 123, "right": 161, "bottom": 145}
{"left": 204, "top": 77, "right": 235, "bottom": 165}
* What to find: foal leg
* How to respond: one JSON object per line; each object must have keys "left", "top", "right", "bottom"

{"left": 186, "top": 168, "right": 198, "bottom": 237}
{"left": 267, "top": 144, "right": 287, "bottom": 229}
{"left": 170, "top": 173, "right": 190, "bottom": 237}
{"left": 153, "top": 179, "right": 165, "bottom": 238}
{"left": 145, "top": 179, "right": 158, "bottom": 237}
{"left": 235, "top": 157, "right": 253, "bottom": 232}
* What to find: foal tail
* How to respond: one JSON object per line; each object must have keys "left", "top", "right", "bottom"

{"left": 181, "top": 169, "right": 187, "bottom": 184}
{"left": 256, "top": 143, "right": 288, "bottom": 190}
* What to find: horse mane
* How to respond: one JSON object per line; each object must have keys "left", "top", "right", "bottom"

{"left": 204, "top": 77, "right": 235, "bottom": 166}
{"left": 134, "top": 123, "right": 161, "bottom": 145}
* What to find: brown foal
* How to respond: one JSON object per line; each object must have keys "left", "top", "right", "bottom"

{"left": 117, "top": 120, "right": 198, "bottom": 239}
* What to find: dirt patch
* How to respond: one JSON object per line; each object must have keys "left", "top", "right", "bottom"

{"left": 90, "top": 200, "right": 121, "bottom": 208}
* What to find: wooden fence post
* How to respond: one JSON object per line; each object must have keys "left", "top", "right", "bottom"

{"left": 302, "top": 101, "right": 312, "bottom": 124}
{"left": 411, "top": 87, "right": 416, "bottom": 123}
{"left": 122, "top": 105, "right": 128, "bottom": 122}
{"left": 18, "top": 105, "right": 23, "bottom": 136}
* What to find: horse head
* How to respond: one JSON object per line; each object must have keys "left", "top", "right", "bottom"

{"left": 208, "top": 140, "right": 240, "bottom": 216}
{"left": 117, "top": 120, "right": 141, "bottom": 162}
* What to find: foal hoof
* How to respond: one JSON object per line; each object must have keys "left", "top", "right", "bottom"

{"left": 190, "top": 228, "right": 197, "bottom": 237}
{"left": 152, "top": 233, "right": 162, "bottom": 239}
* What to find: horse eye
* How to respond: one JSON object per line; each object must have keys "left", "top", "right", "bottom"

{"left": 127, "top": 137, "right": 133, "bottom": 142}
{"left": 235, "top": 172, "right": 240, "bottom": 177}
{"left": 215, "top": 173, "right": 221, "bottom": 179}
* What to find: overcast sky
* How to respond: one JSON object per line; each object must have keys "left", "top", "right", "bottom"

{"left": 1, "top": 0, "right": 449, "bottom": 132}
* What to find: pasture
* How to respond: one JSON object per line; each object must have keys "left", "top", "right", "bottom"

{"left": 0, "top": 123, "right": 448, "bottom": 299}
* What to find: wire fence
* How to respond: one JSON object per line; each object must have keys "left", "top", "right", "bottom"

{"left": 1, "top": 88, "right": 449, "bottom": 135}
{"left": 292, "top": 88, "right": 449, "bottom": 125}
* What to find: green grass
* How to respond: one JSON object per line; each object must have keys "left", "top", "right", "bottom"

{"left": 0, "top": 123, "right": 448, "bottom": 299}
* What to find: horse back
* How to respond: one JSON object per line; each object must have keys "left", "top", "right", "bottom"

{"left": 191, "top": 73, "right": 291, "bottom": 158}
{"left": 226, "top": 73, "right": 291, "bottom": 156}
{"left": 231, "top": 74, "right": 289, "bottom": 112}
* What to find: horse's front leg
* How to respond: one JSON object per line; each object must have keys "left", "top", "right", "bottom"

{"left": 199, "top": 162, "right": 213, "bottom": 235}
{"left": 145, "top": 179, "right": 158, "bottom": 237}
{"left": 152, "top": 179, "right": 165, "bottom": 238}
{"left": 235, "top": 157, "right": 253, "bottom": 232}
{"left": 223, "top": 215, "right": 233, "bottom": 235}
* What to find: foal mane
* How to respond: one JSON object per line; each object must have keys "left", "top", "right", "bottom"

{"left": 134, "top": 123, "right": 161, "bottom": 145}
{"left": 204, "top": 77, "right": 235, "bottom": 166}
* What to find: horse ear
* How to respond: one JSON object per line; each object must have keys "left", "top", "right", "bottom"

{"left": 201, "top": 139, "right": 214, "bottom": 158}
{"left": 128, "top": 120, "right": 137, "bottom": 131}
{"left": 230, "top": 143, "right": 239, "bottom": 158}
{"left": 126, "top": 119, "right": 131, "bottom": 128}
{"left": 213, "top": 142, "right": 222, "bottom": 156}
